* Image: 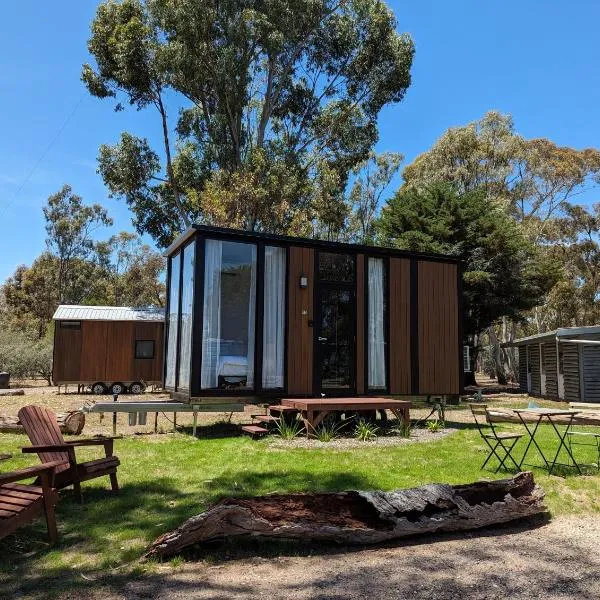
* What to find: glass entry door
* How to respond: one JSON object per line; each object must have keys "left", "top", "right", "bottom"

{"left": 316, "top": 287, "right": 355, "bottom": 393}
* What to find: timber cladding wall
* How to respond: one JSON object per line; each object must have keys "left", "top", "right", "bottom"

{"left": 53, "top": 320, "right": 163, "bottom": 384}
{"left": 389, "top": 257, "right": 411, "bottom": 394}
{"left": 355, "top": 254, "right": 365, "bottom": 395}
{"left": 417, "top": 261, "right": 460, "bottom": 395}
{"left": 287, "top": 246, "right": 315, "bottom": 395}
{"left": 527, "top": 345, "right": 541, "bottom": 395}
{"left": 518, "top": 349, "right": 528, "bottom": 391}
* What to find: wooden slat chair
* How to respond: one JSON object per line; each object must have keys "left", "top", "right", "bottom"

{"left": 18, "top": 405, "right": 120, "bottom": 503}
{"left": 0, "top": 455, "right": 64, "bottom": 545}
{"left": 469, "top": 404, "right": 523, "bottom": 473}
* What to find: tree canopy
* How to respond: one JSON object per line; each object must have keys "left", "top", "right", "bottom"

{"left": 83, "top": 0, "right": 414, "bottom": 246}
{"left": 377, "top": 183, "right": 559, "bottom": 342}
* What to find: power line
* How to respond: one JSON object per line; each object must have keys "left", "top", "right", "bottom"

{"left": 0, "top": 93, "right": 87, "bottom": 217}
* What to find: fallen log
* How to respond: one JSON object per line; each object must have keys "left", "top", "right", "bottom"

{"left": 146, "top": 471, "right": 546, "bottom": 559}
{"left": 0, "top": 411, "right": 85, "bottom": 435}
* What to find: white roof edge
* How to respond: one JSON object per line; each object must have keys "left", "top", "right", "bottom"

{"left": 512, "top": 325, "right": 600, "bottom": 345}
{"left": 53, "top": 305, "right": 165, "bottom": 322}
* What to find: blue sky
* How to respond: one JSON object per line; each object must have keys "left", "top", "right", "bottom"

{"left": 1, "top": 1, "right": 599, "bottom": 281}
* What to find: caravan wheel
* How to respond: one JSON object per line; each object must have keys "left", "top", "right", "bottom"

{"left": 129, "top": 382, "right": 145, "bottom": 395}
{"left": 91, "top": 382, "right": 106, "bottom": 395}
{"left": 110, "top": 382, "right": 125, "bottom": 395}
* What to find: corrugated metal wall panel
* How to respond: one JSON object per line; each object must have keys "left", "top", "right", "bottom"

{"left": 528, "top": 345, "right": 541, "bottom": 395}
{"left": 563, "top": 343, "right": 581, "bottom": 402}
{"left": 518, "top": 348, "right": 528, "bottom": 391}
{"left": 543, "top": 342, "right": 558, "bottom": 398}
{"left": 582, "top": 346, "right": 600, "bottom": 403}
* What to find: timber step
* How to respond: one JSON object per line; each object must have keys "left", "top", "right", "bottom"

{"left": 252, "top": 415, "right": 279, "bottom": 424}
{"left": 267, "top": 405, "right": 299, "bottom": 413}
{"left": 241, "top": 425, "right": 269, "bottom": 438}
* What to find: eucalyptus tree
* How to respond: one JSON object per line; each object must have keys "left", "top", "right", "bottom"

{"left": 83, "top": 0, "right": 414, "bottom": 247}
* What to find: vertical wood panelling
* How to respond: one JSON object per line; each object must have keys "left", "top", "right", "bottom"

{"left": 133, "top": 322, "right": 164, "bottom": 382}
{"left": 543, "top": 342, "right": 558, "bottom": 398}
{"left": 389, "top": 258, "right": 411, "bottom": 394}
{"left": 418, "top": 261, "right": 459, "bottom": 394}
{"left": 356, "top": 254, "right": 365, "bottom": 395}
{"left": 287, "top": 246, "right": 314, "bottom": 394}
{"left": 563, "top": 343, "right": 581, "bottom": 401}
{"left": 79, "top": 322, "right": 108, "bottom": 382}
{"left": 104, "top": 322, "right": 135, "bottom": 382}
{"left": 52, "top": 324, "right": 82, "bottom": 382}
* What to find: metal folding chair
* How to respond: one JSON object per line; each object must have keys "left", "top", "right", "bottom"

{"left": 470, "top": 404, "right": 524, "bottom": 473}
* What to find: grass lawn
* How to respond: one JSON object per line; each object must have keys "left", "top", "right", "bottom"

{"left": 1, "top": 400, "right": 600, "bottom": 598}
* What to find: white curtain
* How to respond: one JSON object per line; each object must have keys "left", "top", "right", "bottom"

{"left": 368, "top": 258, "right": 386, "bottom": 389}
{"left": 262, "top": 246, "right": 286, "bottom": 388}
{"left": 201, "top": 240, "right": 222, "bottom": 389}
{"left": 245, "top": 245, "right": 257, "bottom": 387}
{"left": 177, "top": 241, "right": 195, "bottom": 390}
{"left": 165, "top": 255, "right": 181, "bottom": 389}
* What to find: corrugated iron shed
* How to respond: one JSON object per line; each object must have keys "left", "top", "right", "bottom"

{"left": 53, "top": 305, "right": 164, "bottom": 322}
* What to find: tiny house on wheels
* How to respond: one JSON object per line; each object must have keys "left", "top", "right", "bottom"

{"left": 512, "top": 326, "right": 600, "bottom": 403}
{"left": 52, "top": 305, "right": 164, "bottom": 394}
{"left": 164, "top": 225, "right": 463, "bottom": 403}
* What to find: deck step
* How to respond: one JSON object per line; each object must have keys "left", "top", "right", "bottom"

{"left": 252, "top": 414, "right": 279, "bottom": 423}
{"left": 241, "top": 425, "right": 269, "bottom": 437}
{"left": 268, "top": 405, "right": 299, "bottom": 413}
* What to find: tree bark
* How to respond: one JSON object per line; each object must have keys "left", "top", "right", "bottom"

{"left": 146, "top": 472, "right": 545, "bottom": 560}
{"left": 0, "top": 411, "right": 85, "bottom": 435}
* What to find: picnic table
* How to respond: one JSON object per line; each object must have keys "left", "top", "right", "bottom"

{"left": 513, "top": 408, "right": 581, "bottom": 475}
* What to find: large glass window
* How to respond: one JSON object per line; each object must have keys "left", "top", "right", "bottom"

{"left": 201, "top": 240, "right": 257, "bottom": 389}
{"left": 262, "top": 246, "right": 286, "bottom": 389}
{"left": 318, "top": 252, "right": 354, "bottom": 282}
{"left": 368, "top": 257, "right": 386, "bottom": 390}
{"left": 177, "top": 242, "right": 195, "bottom": 390}
{"left": 165, "top": 254, "right": 181, "bottom": 389}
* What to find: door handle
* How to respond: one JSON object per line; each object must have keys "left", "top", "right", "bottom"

{"left": 318, "top": 336, "right": 328, "bottom": 342}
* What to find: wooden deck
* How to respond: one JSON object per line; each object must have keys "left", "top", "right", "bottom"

{"left": 282, "top": 397, "right": 411, "bottom": 432}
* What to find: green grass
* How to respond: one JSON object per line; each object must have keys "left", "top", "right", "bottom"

{"left": 1, "top": 410, "right": 600, "bottom": 598}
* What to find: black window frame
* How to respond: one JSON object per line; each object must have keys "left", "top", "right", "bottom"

{"left": 135, "top": 339, "right": 155, "bottom": 360}
{"left": 60, "top": 320, "right": 81, "bottom": 329}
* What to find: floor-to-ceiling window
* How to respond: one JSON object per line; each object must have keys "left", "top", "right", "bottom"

{"left": 177, "top": 241, "right": 195, "bottom": 390}
{"left": 262, "top": 246, "right": 286, "bottom": 389}
{"left": 201, "top": 240, "right": 257, "bottom": 390}
{"left": 367, "top": 257, "right": 387, "bottom": 390}
{"left": 165, "top": 253, "right": 181, "bottom": 389}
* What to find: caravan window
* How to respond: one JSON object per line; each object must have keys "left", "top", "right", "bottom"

{"left": 201, "top": 240, "right": 257, "bottom": 390}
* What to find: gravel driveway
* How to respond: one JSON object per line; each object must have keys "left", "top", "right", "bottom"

{"left": 80, "top": 515, "right": 600, "bottom": 600}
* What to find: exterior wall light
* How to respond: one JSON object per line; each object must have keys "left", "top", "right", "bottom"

{"left": 299, "top": 275, "right": 308, "bottom": 289}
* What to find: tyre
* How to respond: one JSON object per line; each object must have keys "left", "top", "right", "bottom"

{"left": 91, "top": 382, "right": 106, "bottom": 395}
{"left": 109, "top": 382, "right": 125, "bottom": 396}
{"left": 129, "top": 381, "right": 145, "bottom": 395}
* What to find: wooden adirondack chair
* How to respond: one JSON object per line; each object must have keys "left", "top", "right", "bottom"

{"left": 18, "top": 405, "right": 120, "bottom": 503}
{"left": 0, "top": 454, "right": 63, "bottom": 545}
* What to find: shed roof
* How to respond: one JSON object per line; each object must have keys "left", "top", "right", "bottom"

{"left": 53, "top": 305, "right": 164, "bottom": 323}
{"left": 510, "top": 325, "right": 600, "bottom": 346}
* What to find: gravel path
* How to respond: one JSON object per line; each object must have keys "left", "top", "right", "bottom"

{"left": 76, "top": 516, "right": 600, "bottom": 599}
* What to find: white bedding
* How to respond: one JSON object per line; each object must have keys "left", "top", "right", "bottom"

{"left": 217, "top": 355, "right": 248, "bottom": 376}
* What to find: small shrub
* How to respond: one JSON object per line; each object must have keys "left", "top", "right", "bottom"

{"left": 426, "top": 420, "right": 445, "bottom": 432}
{"left": 387, "top": 418, "right": 411, "bottom": 438}
{"left": 354, "top": 418, "right": 379, "bottom": 441}
{"left": 276, "top": 417, "right": 304, "bottom": 440}
{"left": 313, "top": 418, "right": 344, "bottom": 442}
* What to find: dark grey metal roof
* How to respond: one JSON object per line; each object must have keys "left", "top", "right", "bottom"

{"left": 510, "top": 325, "right": 600, "bottom": 346}
{"left": 53, "top": 305, "right": 164, "bottom": 322}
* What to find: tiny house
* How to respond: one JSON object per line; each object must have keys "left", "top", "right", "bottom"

{"left": 513, "top": 326, "right": 600, "bottom": 403}
{"left": 52, "top": 305, "right": 164, "bottom": 394}
{"left": 164, "top": 225, "right": 463, "bottom": 402}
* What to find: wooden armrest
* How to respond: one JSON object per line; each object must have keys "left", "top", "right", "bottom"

{"left": 0, "top": 460, "right": 66, "bottom": 485}
{"left": 65, "top": 436, "right": 121, "bottom": 446}
{"left": 22, "top": 444, "right": 73, "bottom": 453}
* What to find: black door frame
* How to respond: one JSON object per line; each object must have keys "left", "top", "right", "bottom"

{"left": 313, "top": 251, "right": 357, "bottom": 397}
